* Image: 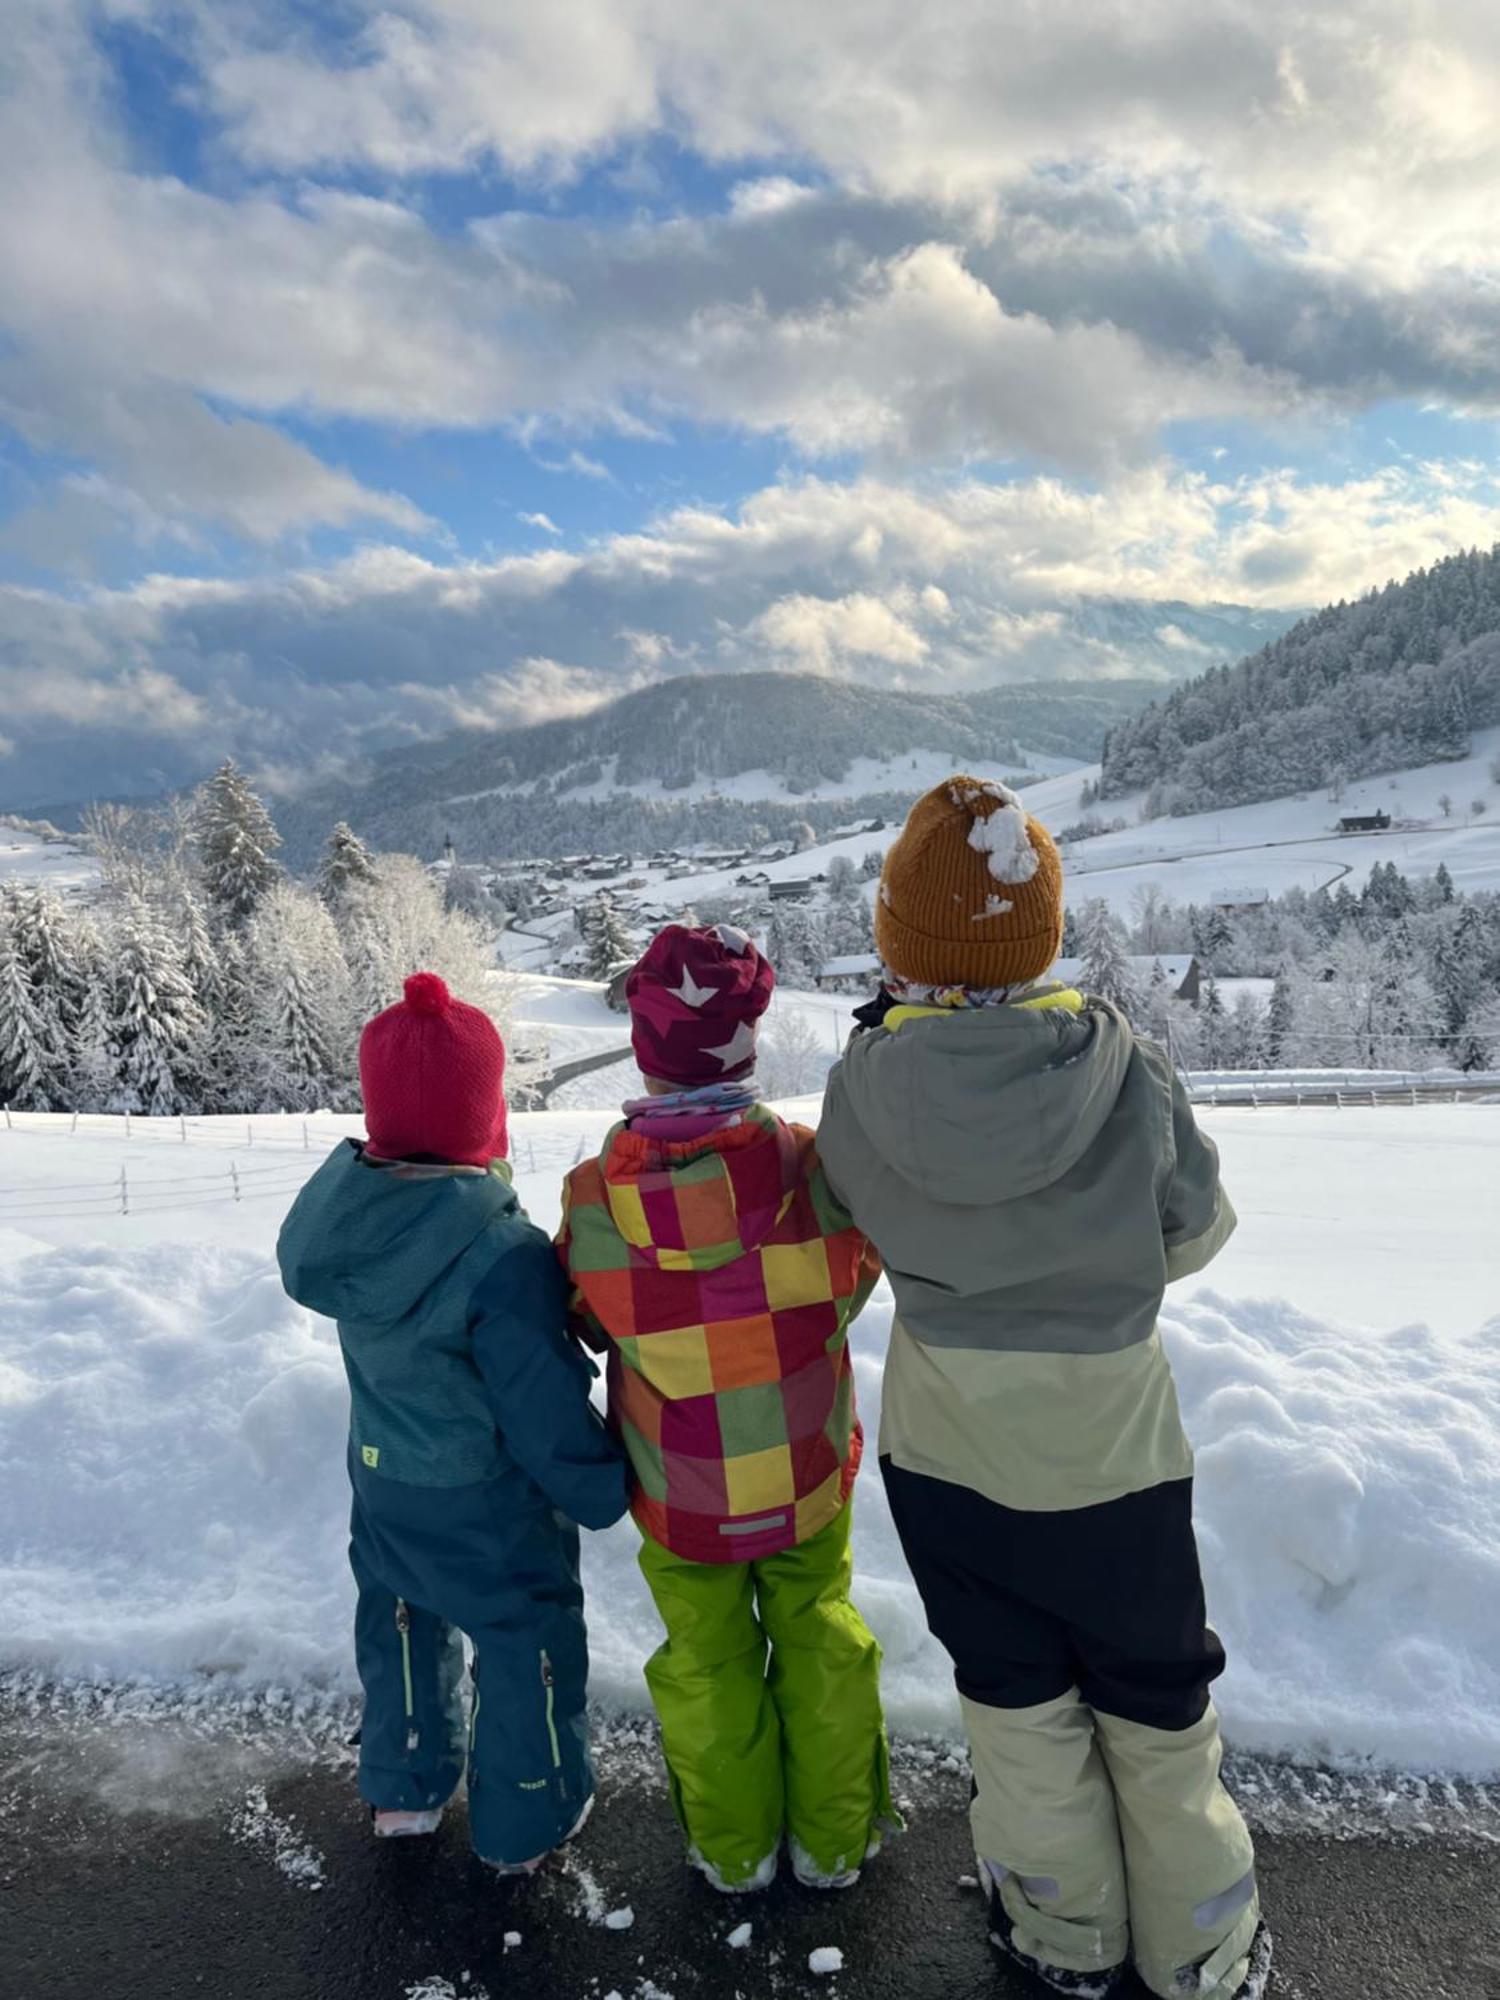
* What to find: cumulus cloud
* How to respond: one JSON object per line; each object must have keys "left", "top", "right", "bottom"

{"left": 6, "top": 458, "right": 1500, "bottom": 806}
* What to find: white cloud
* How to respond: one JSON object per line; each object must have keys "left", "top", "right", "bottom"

{"left": 749, "top": 590, "right": 932, "bottom": 675}
{"left": 193, "top": 1, "right": 1500, "bottom": 283}
{"left": 518, "top": 511, "right": 562, "bottom": 534}
{"left": 7, "top": 458, "right": 1499, "bottom": 803}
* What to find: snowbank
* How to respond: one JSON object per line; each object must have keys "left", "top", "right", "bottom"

{"left": 3, "top": 1243, "right": 1498, "bottom": 1775}
{"left": 1, "top": 1106, "right": 1497, "bottom": 1776}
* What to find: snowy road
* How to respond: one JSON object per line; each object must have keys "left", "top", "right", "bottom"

{"left": 5, "top": 1698, "right": 1496, "bottom": 2000}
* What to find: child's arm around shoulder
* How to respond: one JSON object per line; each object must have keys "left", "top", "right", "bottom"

{"left": 468, "top": 1223, "right": 629, "bottom": 1531}
{"left": 793, "top": 1119, "right": 884, "bottom": 1316}
{"left": 1156, "top": 1059, "right": 1238, "bottom": 1281}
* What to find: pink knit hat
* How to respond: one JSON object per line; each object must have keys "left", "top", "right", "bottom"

{"left": 358, "top": 972, "right": 509, "bottom": 1166}
{"left": 627, "top": 924, "right": 775, "bottom": 1086}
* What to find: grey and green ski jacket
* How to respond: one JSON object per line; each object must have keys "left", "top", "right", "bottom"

{"left": 816, "top": 990, "right": 1235, "bottom": 1513}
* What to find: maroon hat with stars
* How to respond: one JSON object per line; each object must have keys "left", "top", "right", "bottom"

{"left": 626, "top": 924, "right": 776, "bottom": 1087}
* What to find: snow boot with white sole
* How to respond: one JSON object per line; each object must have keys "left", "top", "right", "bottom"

{"left": 986, "top": 1881, "right": 1126, "bottom": 2000}
{"left": 482, "top": 1793, "right": 595, "bottom": 1879}
{"left": 373, "top": 1806, "right": 445, "bottom": 1838}
{"left": 1232, "top": 1921, "right": 1274, "bottom": 1999}
{"left": 689, "top": 1844, "right": 780, "bottom": 1895}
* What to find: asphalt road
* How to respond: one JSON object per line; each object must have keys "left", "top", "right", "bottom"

{"left": 5, "top": 1707, "right": 1498, "bottom": 2000}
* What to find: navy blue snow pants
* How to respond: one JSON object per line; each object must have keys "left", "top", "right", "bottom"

{"left": 348, "top": 1450, "right": 594, "bottom": 1866}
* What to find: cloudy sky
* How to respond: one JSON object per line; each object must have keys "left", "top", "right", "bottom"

{"left": 3, "top": 0, "right": 1500, "bottom": 805}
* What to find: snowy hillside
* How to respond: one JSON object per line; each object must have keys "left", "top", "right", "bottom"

{"left": 612, "top": 725, "right": 1500, "bottom": 925}
{"left": 2, "top": 1099, "right": 1496, "bottom": 1777}
{"left": 0, "top": 824, "right": 99, "bottom": 899}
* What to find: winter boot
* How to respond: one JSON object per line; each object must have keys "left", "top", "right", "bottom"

{"left": 689, "top": 1842, "right": 780, "bottom": 1895}
{"left": 987, "top": 1877, "right": 1126, "bottom": 2000}
{"left": 1234, "top": 1922, "right": 1274, "bottom": 1999}
{"left": 482, "top": 1794, "right": 595, "bottom": 1879}
{"left": 790, "top": 1827, "right": 886, "bottom": 1891}
{"left": 373, "top": 1807, "right": 444, "bottom": 1838}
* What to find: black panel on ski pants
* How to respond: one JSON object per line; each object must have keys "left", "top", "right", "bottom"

{"left": 880, "top": 1457, "right": 1224, "bottom": 1732}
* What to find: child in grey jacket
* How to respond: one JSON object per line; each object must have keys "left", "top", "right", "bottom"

{"left": 818, "top": 779, "right": 1268, "bottom": 2000}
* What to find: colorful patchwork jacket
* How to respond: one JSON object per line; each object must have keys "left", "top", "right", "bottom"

{"left": 557, "top": 1105, "right": 881, "bottom": 1564}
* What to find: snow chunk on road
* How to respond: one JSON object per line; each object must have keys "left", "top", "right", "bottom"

{"left": 727, "top": 1922, "right": 753, "bottom": 1949}
{"left": 603, "top": 1905, "right": 634, "bottom": 1930}
{"left": 809, "top": 1945, "right": 845, "bottom": 1974}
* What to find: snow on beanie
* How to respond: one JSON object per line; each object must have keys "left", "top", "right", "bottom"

{"left": 627, "top": 924, "right": 776, "bottom": 1086}
{"left": 358, "top": 971, "right": 509, "bottom": 1167}
{"left": 875, "top": 777, "right": 1065, "bottom": 990}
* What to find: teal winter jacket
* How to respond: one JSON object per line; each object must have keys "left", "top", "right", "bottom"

{"left": 277, "top": 1140, "right": 626, "bottom": 1522}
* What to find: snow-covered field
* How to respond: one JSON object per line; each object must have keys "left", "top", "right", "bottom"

{"left": 2, "top": 1097, "right": 1496, "bottom": 1779}
{"left": 0, "top": 826, "right": 99, "bottom": 898}
{"left": 451, "top": 745, "right": 1082, "bottom": 810}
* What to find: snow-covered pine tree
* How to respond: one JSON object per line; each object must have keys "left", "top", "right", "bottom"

{"left": 107, "top": 899, "right": 206, "bottom": 1115}
{"left": 823, "top": 856, "right": 874, "bottom": 956}
{"left": 192, "top": 762, "right": 283, "bottom": 924}
{"left": 765, "top": 900, "right": 828, "bottom": 989}
{"left": 1076, "top": 899, "right": 1142, "bottom": 1017}
{"left": 246, "top": 885, "right": 355, "bottom": 1111}
{"left": 0, "top": 900, "right": 50, "bottom": 1110}
{"left": 1266, "top": 966, "right": 1298, "bottom": 1063}
{"left": 1139, "top": 956, "right": 1173, "bottom": 1040}
{"left": 6, "top": 887, "right": 75, "bottom": 1106}
{"left": 1197, "top": 973, "right": 1228, "bottom": 1068}
{"left": 67, "top": 918, "right": 119, "bottom": 1112}
{"left": 581, "top": 893, "right": 637, "bottom": 983}
{"left": 318, "top": 821, "right": 379, "bottom": 910}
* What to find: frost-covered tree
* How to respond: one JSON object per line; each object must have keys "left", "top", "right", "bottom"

{"left": 860, "top": 850, "right": 884, "bottom": 880}
{"left": 192, "top": 762, "right": 283, "bottom": 924}
{"left": 823, "top": 856, "right": 874, "bottom": 956}
{"left": 247, "top": 885, "right": 355, "bottom": 1111}
{"left": 317, "top": 822, "right": 379, "bottom": 910}
{"left": 3, "top": 887, "right": 78, "bottom": 1105}
{"left": 757, "top": 1007, "right": 827, "bottom": 1099}
{"left": 0, "top": 904, "right": 49, "bottom": 1109}
{"left": 107, "top": 899, "right": 206, "bottom": 1115}
{"left": 1266, "top": 967, "right": 1298, "bottom": 1063}
{"left": 1076, "top": 900, "right": 1142, "bottom": 1016}
{"left": 578, "top": 893, "right": 638, "bottom": 983}
{"left": 765, "top": 900, "right": 828, "bottom": 989}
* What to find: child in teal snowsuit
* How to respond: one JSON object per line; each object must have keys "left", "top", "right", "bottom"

{"left": 278, "top": 971, "right": 627, "bottom": 1871}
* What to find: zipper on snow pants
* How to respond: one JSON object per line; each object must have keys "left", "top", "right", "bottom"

{"left": 540, "top": 1651, "right": 562, "bottom": 1769}
{"left": 394, "top": 1599, "right": 419, "bottom": 1752}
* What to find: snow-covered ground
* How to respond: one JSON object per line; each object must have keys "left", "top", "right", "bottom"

{"left": 0, "top": 826, "right": 99, "bottom": 898}
{"left": 2, "top": 1098, "right": 1496, "bottom": 1778}
{"left": 449, "top": 745, "right": 1082, "bottom": 810}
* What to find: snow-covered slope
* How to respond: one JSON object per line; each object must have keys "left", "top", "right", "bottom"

{"left": 624, "top": 725, "right": 1500, "bottom": 922}
{"left": 0, "top": 825, "right": 99, "bottom": 898}
{"left": 2, "top": 1101, "right": 1496, "bottom": 1777}
{"left": 1022, "top": 723, "right": 1500, "bottom": 913}
{"left": 457, "top": 745, "right": 1080, "bottom": 808}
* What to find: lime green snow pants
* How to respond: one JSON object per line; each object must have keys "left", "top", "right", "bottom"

{"left": 637, "top": 1503, "right": 897, "bottom": 1886}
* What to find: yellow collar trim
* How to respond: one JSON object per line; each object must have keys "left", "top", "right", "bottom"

{"left": 884, "top": 987, "right": 1084, "bottom": 1032}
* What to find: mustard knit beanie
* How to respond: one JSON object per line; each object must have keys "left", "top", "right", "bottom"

{"left": 875, "top": 777, "right": 1065, "bottom": 989}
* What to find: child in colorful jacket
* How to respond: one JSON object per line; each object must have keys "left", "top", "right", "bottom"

{"left": 557, "top": 924, "right": 896, "bottom": 1894}
{"left": 817, "top": 782, "right": 1271, "bottom": 2000}
{"left": 278, "top": 972, "right": 627, "bottom": 1873}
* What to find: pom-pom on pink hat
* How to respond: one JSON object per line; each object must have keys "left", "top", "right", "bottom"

{"left": 358, "top": 971, "right": 509, "bottom": 1167}
{"left": 627, "top": 924, "right": 776, "bottom": 1087}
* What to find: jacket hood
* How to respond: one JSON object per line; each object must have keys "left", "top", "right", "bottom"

{"left": 833, "top": 997, "right": 1135, "bottom": 1207}
{"left": 600, "top": 1106, "right": 797, "bottom": 1271}
{"left": 277, "top": 1140, "right": 518, "bottom": 1322}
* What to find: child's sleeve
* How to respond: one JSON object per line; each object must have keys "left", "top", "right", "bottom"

{"left": 807, "top": 1140, "right": 884, "bottom": 1316}
{"left": 469, "top": 1232, "right": 629, "bottom": 1531}
{"left": 1161, "top": 1070, "right": 1238, "bottom": 1281}
{"left": 554, "top": 1181, "right": 610, "bottom": 1355}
